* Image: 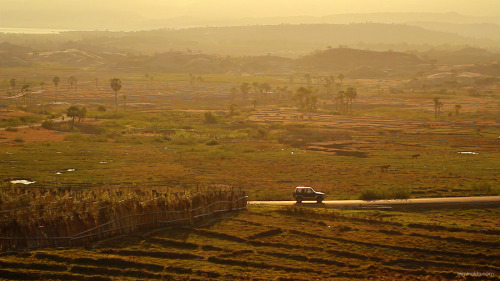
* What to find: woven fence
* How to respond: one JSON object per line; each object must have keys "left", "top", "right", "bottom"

{"left": 0, "top": 189, "right": 247, "bottom": 251}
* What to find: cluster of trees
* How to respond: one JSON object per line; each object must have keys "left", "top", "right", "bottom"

{"left": 433, "top": 97, "right": 462, "bottom": 118}
{"left": 335, "top": 88, "right": 357, "bottom": 115}
{"left": 66, "top": 105, "right": 87, "bottom": 126}
{"left": 237, "top": 77, "right": 358, "bottom": 115}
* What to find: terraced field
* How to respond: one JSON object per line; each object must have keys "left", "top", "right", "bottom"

{"left": 0, "top": 205, "right": 498, "bottom": 280}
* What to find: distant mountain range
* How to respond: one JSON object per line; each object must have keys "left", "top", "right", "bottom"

{"left": 2, "top": 40, "right": 499, "bottom": 78}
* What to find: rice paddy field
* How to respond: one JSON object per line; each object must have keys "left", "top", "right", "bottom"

{"left": 0, "top": 205, "right": 498, "bottom": 280}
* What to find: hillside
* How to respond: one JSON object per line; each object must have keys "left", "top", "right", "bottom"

{"left": 298, "top": 48, "right": 423, "bottom": 73}
{"left": 0, "top": 23, "right": 494, "bottom": 56}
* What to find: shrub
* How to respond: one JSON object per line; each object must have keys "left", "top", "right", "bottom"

{"left": 359, "top": 188, "right": 388, "bottom": 201}
{"left": 206, "top": 139, "right": 219, "bottom": 145}
{"left": 359, "top": 186, "right": 412, "bottom": 200}
{"left": 42, "top": 120, "right": 54, "bottom": 130}
{"left": 170, "top": 131, "right": 200, "bottom": 145}
{"left": 97, "top": 105, "right": 107, "bottom": 112}
{"left": 204, "top": 112, "right": 217, "bottom": 124}
{"left": 14, "top": 136, "right": 24, "bottom": 142}
{"left": 472, "top": 182, "right": 499, "bottom": 195}
{"left": 5, "top": 127, "right": 18, "bottom": 132}
{"left": 390, "top": 186, "right": 411, "bottom": 199}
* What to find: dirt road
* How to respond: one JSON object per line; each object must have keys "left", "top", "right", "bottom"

{"left": 249, "top": 196, "right": 500, "bottom": 208}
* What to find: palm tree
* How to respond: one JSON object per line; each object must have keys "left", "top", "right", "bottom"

{"left": 9, "top": 79, "right": 16, "bottom": 94}
{"left": 345, "top": 87, "right": 357, "bottom": 114}
{"left": 52, "top": 76, "right": 60, "bottom": 103}
{"left": 338, "top": 73, "right": 345, "bottom": 89}
{"left": 110, "top": 78, "right": 122, "bottom": 112}
{"left": 40, "top": 81, "right": 45, "bottom": 91}
{"left": 433, "top": 97, "right": 443, "bottom": 119}
{"left": 455, "top": 104, "right": 462, "bottom": 116}
{"left": 122, "top": 95, "right": 127, "bottom": 111}
{"left": 21, "top": 84, "right": 30, "bottom": 107}
{"left": 335, "top": 91, "right": 348, "bottom": 115}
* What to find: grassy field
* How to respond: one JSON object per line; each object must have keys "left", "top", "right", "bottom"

{"left": 0, "top": 99, "right": 498, "bottom": 200}
{"left": 0, "top": 71, "right": 499, "bottom": 279}
{"left": 0, "top": 204, "right": 498, "bottom": 280}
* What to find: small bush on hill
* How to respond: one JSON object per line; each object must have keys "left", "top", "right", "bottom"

{"left": 42, "top": 120, "right": 54, "bottom": 130}
{"left": 204, "top": 112, "right": 217, "bottom": 124}
{"left": 206, "top": 139, "right": 219, "bottom": 145}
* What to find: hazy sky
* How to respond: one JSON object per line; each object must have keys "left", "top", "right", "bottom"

{"left": 3, "top": 0, "right": 499, "bottom": 18}
{"left": 1, "top": 0, "right": 498, "bottom": 30}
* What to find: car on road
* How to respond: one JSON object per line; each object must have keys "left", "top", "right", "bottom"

{"left": 293, "top": 186, "right": 326, "bottom": 203}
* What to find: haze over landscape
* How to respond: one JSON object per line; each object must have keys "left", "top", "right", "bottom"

{"left": 0, "top": 1, "right": 499, "bottom": 280}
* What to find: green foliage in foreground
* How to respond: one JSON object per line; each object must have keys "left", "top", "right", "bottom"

{"left": 359, "top": 186, "right": 412, "bottom": 201}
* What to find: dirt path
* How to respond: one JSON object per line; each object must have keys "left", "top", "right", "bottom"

{"left": 249, "top": 196, "right": 500, "bottom": 208}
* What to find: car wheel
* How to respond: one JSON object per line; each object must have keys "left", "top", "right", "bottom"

{"left": 316, "top": 197, "right": 323, "bottom": 203}
{"left": 296, "top": 197, "right": 302, "bottom": 203}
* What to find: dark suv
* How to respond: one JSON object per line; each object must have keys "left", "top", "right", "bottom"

{"left": 293, "top": 187, "right": 326, "bottom": 203}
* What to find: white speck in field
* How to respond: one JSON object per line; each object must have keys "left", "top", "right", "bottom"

{"left": 56, "top": 152, "right": 62, "bottom": 154}
{"left": 99, "top": 161, "right": 107, "bottom": 164}
{"left": 56, "top": 172, "right": 62, "bottom": 175}
{"left": 11, "top": 180, "right": 35, "bottom": 185}
{"left": 291, "top": 151, "right": 294, "bottom": 154}
{"left": 67, "top": 169, "right": 75, "bottom": 172}
{"left": 458, "top": 151, "right": 478, "bottom": 155}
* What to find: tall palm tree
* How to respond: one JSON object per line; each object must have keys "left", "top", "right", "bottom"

{"left": 433, "top": 97, "right": 443, "bottom": 119}
{"left": 52, "top": 76, "right": 60, "bottom": 103}
{"left": 345, "top": 87, "right": 357, "bottom": 114}
{"left": 21, "top": 84, "right": 30, "bottom": 107}
{"left": 9, "top": 79, "right": 16, "bottom": 94}
{"left": 338, "top": 73, "right": 345, "bottom": 89}
{"left": 336, "top": 91, "right": 348, "bottom": 115}
{"left": 122, "top": 95, "right": 127, "bottom": 111}
{"left": 110, "top": 78, "right": 122, "bottom": 111}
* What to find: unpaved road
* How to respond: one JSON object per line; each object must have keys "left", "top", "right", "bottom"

{"left": 249, "top": 196, "right": 500, "bottom": 208}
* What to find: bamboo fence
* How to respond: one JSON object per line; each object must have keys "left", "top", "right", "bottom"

{"left": 0, "top": 188, "right": 247, "bottom": 251}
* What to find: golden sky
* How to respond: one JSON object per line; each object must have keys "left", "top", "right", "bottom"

{"left": 4, "top": 0, "right": 499, "bottom": 17}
